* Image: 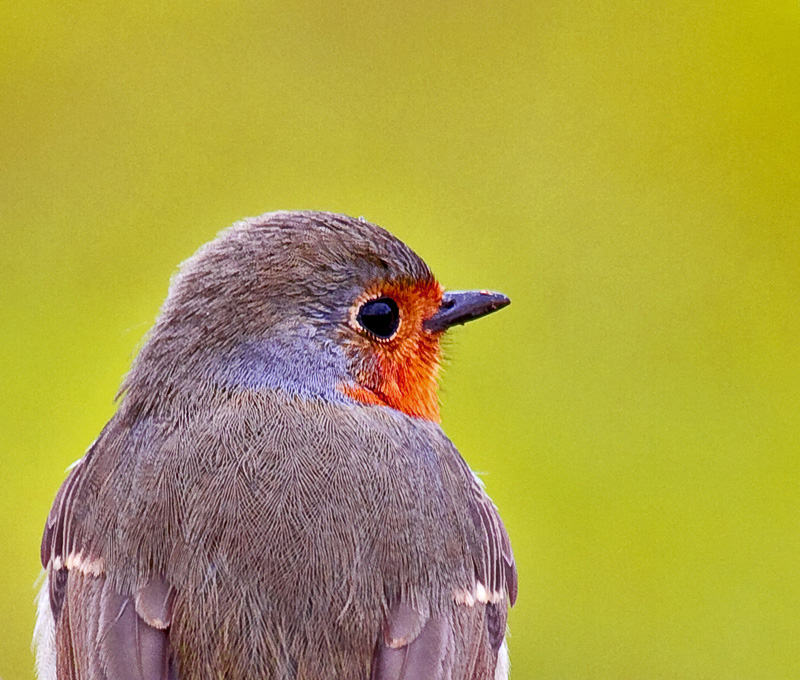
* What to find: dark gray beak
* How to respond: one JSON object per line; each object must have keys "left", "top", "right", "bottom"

{"left": 424, "top": 290, "right": 510, "bottom": 332}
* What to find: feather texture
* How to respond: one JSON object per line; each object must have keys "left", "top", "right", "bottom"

{"left": 36, "top": 212, "right": 516, "bottom": 680}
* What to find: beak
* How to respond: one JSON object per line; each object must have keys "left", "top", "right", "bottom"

{"left": 424, "top": 290, "right": 511, "bottom": 333}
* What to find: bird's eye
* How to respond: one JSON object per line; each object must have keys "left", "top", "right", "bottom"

{"left": 357, "top": 297, "right": 400, "bottom": 339}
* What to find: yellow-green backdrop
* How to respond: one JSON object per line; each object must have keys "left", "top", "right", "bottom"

{"left": 2, "top": 1, "right": 799, "bottom": 678}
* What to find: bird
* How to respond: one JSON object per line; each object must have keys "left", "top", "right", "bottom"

{"left": 35, "top": 210, "right": 517, "bottom": 680}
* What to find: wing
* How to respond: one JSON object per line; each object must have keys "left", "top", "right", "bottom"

{"left": 464, "top": 473, "right": 518, "bottom": 611}
{"left": 371, "top": 462, "right": 517, "bottom": 680}
{"left": 36, "top": 453, "right": 175, "bottom": 680}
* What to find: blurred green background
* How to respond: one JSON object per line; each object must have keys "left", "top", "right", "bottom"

{"left": 2, "top": 1, "right": 799, "bottom": 678}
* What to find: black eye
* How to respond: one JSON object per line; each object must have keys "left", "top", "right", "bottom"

{"left": 357, "top": 297, "right": 400, "bottom": 339}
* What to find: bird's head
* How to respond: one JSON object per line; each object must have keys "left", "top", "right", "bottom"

{"left": 123, "top": 211, "right": 509, "bottom": 423}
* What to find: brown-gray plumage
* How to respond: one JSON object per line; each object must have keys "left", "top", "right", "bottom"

{"left": 36, "top": 211, "right": 516, "bottom": 680}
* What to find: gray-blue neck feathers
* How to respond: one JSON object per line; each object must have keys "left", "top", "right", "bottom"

{"left": 213, "top": 334, "right": 351, "bottom": 402}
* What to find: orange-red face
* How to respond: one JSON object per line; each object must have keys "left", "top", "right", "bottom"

{"left": 341, "top": 277, "right": 445, "bottom": 422}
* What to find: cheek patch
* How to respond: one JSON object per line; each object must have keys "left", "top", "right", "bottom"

{"left": 344, "top": 278, "right": 444, "bottom": 422}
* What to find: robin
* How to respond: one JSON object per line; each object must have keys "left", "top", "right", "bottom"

{"left": 35, "top": 211, "right": 517, "bottom": 680}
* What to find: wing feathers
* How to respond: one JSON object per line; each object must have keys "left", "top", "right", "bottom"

{"left": 466, "top": 476, "right": 517, "bottom": 607}
{"left": 98, "top": 582, "right": 169, "bottom": 680}
{"left": 40, "top": 441, "right": 173, "bottom": 680}
{"left": 134, "top": 579, "right": 174, "bottom": 630}
{"left": 371, "top": 606, "right": 453, "bottom": 680}
{"left": 43, "top": 496, "right": 172, "bottom": 680}
{"left": 401, "top": 615, "right": 452, "bottom": 679}
{"left": 52, "top": 574, "right": 171, "bottom": 680}
{"left": 370, "top": 645, "right": 405, "bottom": 680}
